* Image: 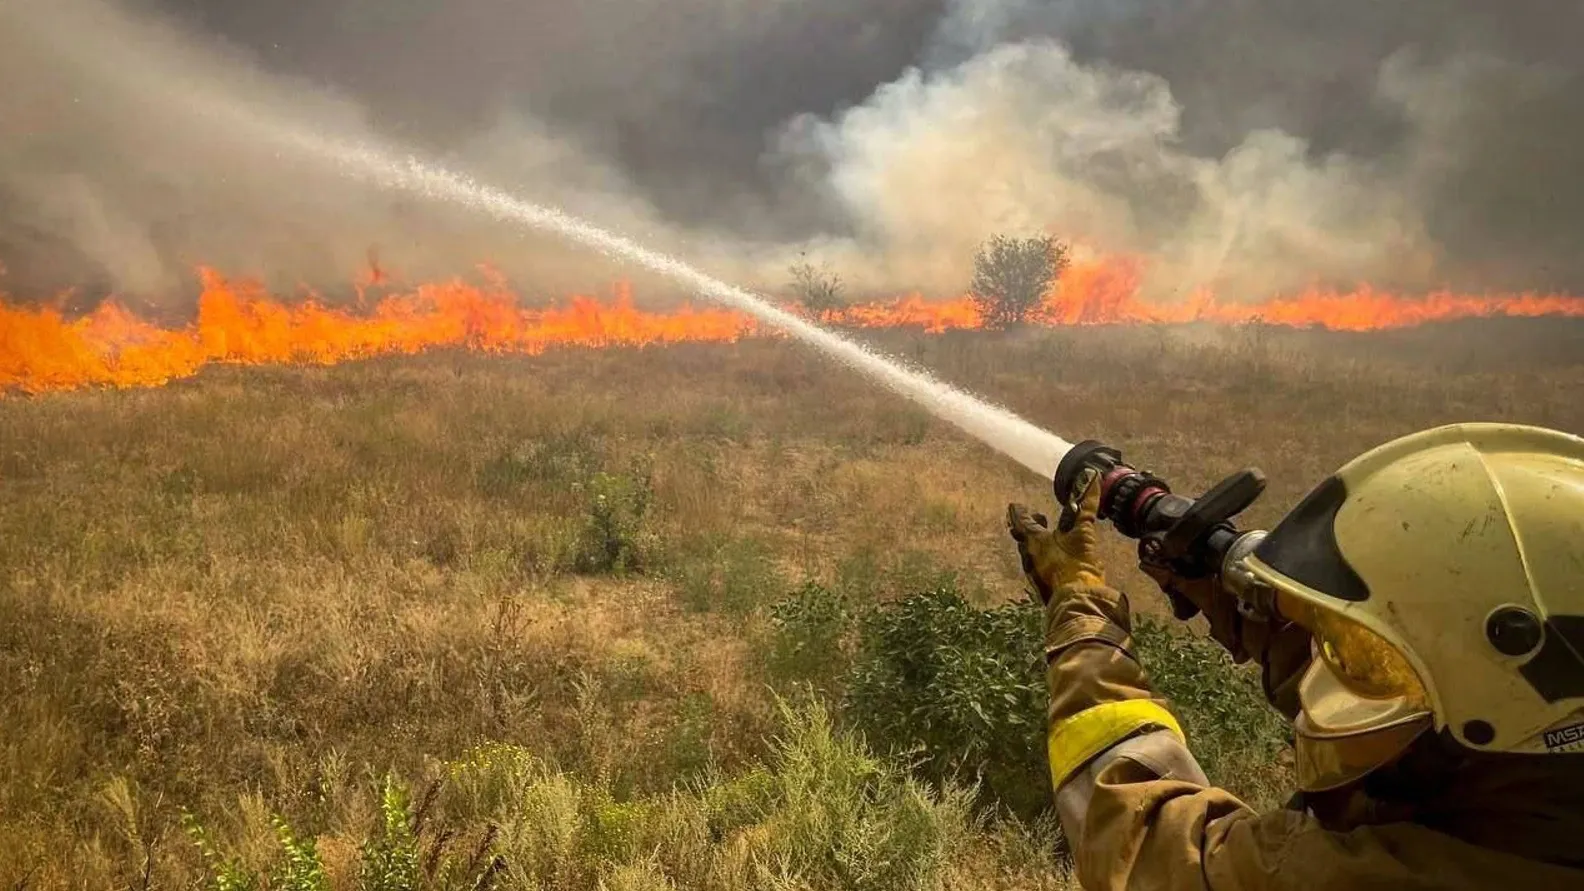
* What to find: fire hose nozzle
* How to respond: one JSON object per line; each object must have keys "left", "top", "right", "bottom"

{"left": 1052, "top": 440, "right": 1272, "bottom": 598}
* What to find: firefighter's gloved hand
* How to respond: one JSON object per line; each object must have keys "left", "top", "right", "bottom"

{"left": 1140, "top": 564, "right": 1250, "bottom": 662}
{"left": 1007, "top": 469, "right": 1105, "bottom": 605}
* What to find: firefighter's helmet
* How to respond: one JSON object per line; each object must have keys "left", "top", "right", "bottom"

{"left": 1245, "top": 424, "right": 1584, "bottom": 791}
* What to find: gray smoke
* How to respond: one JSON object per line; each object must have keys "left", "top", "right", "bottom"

{"left": 0, "top": 0, "right": 700, "bottom": 300}
{"left": 1, "top": 0, "right": 1580, "bottom": 303}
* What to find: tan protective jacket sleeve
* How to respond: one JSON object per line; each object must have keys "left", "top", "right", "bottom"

{"left": 1045, "top": 582, "right": 1583, "bottom": 891}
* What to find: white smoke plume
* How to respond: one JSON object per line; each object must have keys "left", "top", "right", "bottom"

{"left": 773, "top": 39, "right": 1432, "bottom": 299}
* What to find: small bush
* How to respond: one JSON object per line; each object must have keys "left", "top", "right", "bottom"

{"left": 361, "top": 776, "right": 421, "bottom": 891}
{"left": 661, "top": 692, "right": 718, "bottom": 783}
{"left": 476, "top": 436, "right": 654, "bottom": 577}
{"left": 841, "top": 587, "right": 1293, "bottom": 819}
{"left": 272, "top": 816, "right": 329, "bottom": 891}
{"left": 788, "top": 253, "right": 844, "bottom": 317}
{"left": 443, "top": 699, "right": 969, "bottom": 891}
{"left": 741, "top": 699, "right": 969, "bottom": 891}
{"left": 571, "top": 464, "right": 655, "bottom": 576}
{"left": 766, "top": 582, "right": 854, "bottom": 694}
{"left": 183, "top": 778, "right": 503, "bottom": 891}
{"left": 183, "top": 811, "right": 259, "bottom": 891}
{"left": 843, "top": 585, "right": 1050, "bottom": 820}
{"left": 668, "top": 534, "right": 784, "bottom": 614}
{"left": 969, "top": 234, "right": 1069, "bottom": 329}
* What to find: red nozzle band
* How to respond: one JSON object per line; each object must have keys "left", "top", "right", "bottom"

{"left": 1098, "top": 466, "right": 1136, "bottom": 520}
{"left": 1126, "top": 484, "right": 1171, "bottom": 527}
{"left": 1098, "top": 465, "right": 1171, "bottom": 533}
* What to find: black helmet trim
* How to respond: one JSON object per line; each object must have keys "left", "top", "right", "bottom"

{"left": 1253, "top": 475, "right": 1371, "bottom": 603}
{"left": 1520, "top": 616, "right": 1584, "bottom": 703}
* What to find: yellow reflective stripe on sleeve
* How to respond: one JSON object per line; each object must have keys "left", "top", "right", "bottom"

{"left": 1047, "top": 699, "right": 1185, "bottom": 791}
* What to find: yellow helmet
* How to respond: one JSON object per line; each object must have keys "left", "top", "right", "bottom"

{"left": 1243, "top": 423, "right": 1584, "bottom": 792}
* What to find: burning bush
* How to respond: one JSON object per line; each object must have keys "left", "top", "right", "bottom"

{"left": 787, "top": 253, "right": 845, "bottom": 317}
{"left": 969, "top": 235, "right": 1070, "bottom": 328}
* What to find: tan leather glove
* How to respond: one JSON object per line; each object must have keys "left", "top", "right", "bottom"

{"left": 1007, "top": 468, "right": 1105, "bottom": 604}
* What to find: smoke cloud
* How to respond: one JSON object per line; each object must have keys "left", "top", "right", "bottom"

{"left": 0, "top": 0, "right": 706, "bottom": 302}
{"left": 774, "top": 40, "right": 1430, "bottom": 298}
{"left": 0, "top": 0, "right": 1580, "bottom": 304}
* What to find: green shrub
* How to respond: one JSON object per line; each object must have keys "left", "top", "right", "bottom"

{"left": 361, "top": 776, "right": 421, "bottom": 891}
{"left": 701, "top": 766, "right": 780, "bottom": 838}
{"left": 660, "top": 692, "right": 718, "bottom": 783}
{"left": 183, "top": 811, "right": 260, "bottom": 891}
{"left": 843, "top": 586, "right": 1050, "bottom": 820}
{"left": 581, "top": 798, "right": 653, "bottom": 865}
{"left": 446, "top": 699, "right": 969, "bottom": 891}
{"left": 272, "top": 816, "right": 329, "bottom": 891}
{"left": 841, "top": 587, "right": 1294, "bottom": 819}
{"left": 968, "top": 234, "right": 1069, "bottom": 329}
{"left": 132, "top": 701, "right": 992, "bottom": 891}
{"left": 668, "top": 534, "right": 784, "bottom": 614}
{"left": 739, "top": 699, "right": 970, "bottom": 891}
{"left": 182, "top": 811, "right": 334, "bottom": 891}
{"left": 571, "top": 464, "right": 655, "bottom": 576}
{"left": 183, "top": 779, "right": 502, "bottom": 891}
{"left": 766, "top": 582, "right": 854, "bottom": 694}
{"left": 475, "top": 435, "right": 654, "bottom": 577}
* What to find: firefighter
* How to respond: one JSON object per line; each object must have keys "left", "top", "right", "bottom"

{"left": 1007, "top": 423, "right": 1584, "bottom": 890}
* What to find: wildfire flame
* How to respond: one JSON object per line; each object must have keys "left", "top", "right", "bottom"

{"left": 3, "top": 257, "right": 1582, "bottom": 394}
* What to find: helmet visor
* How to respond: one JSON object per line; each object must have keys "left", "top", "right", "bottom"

{"left": 1280, "top": 592, "right": 1435, "bottom": 791}
{"left": 1276, "top": 590, "right": 1429, "bottom": 707}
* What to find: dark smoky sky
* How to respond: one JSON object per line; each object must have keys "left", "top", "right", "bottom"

{"left": 4, "top": 0, "right": 1583, "bottom": 299}
{"left": 140, "top": 0, "right": 953, "bottom": 237}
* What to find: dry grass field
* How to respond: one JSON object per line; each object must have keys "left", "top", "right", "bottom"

{"left": 2, "top": 320, "right": 1581, "bottom": 889}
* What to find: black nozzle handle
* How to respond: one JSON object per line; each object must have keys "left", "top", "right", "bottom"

{"left": 1052, "top": 442, "right": 1268, "bottom": 577}
{"left": 1159, "top": 468, "right": 1267, "bottom": 562}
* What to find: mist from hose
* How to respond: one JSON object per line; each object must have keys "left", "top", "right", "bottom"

{"left": 244, "top": 114, "right": 1073, "bottom": 478}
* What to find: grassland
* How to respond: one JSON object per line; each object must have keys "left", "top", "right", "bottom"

{"left": 2, "top": 319, "right": 1581, "bottom": 889}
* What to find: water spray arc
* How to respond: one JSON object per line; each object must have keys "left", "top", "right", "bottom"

{"left": 11, "top": 1, "right": 1072, "bottom": 475}
{"left": 255, "top": 128, "right": 1075, "bottom": 478}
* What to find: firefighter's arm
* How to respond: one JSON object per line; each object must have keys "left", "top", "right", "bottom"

{"left": 1010, "top": 478, "right": 1221, "bottom": 830}
{"left": 1010, "top": 479, "right": 1267, "bottom": 890}
{"left": 1011, "top": 485, "right": 1431, "bottom": 891}
{"left": 1042, "top": 579, "right": 1264, "bottom": 891}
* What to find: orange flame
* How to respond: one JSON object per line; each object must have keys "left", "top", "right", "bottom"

{"left": 3, "top": 257, "right": 1582, "bottom": 394}
{"left": 830, "top": 256, "right": 1584, "bottom": 332}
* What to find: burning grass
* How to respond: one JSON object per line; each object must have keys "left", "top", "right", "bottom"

{"left": 4, "top": 260, "right": 1583, "bottom": 394}
{"left": 1, "top": 320, "right": 1580, "bottom": 887}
